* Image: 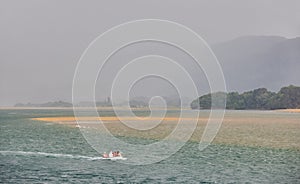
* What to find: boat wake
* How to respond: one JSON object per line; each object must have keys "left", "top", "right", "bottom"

{"left": 0, "top": 150, "right": 119, "bottom": 161}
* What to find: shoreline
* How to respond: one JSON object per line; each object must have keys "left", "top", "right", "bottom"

{"left": 0, "top": 106, "right": 187, "bottom": 110}
{"left": 275, "top": 109, "right": 300, "bottom": 113}
{"left": 1, "top": 106, "right": 300, "bottom": 112}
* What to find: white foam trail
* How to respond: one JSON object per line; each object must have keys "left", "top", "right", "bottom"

{"left": 0, "top": 151, "right": 103, "bottom": 160}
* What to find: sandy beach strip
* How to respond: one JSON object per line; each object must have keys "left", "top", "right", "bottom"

{"left": 32, "top": 116, "right": 207, "bottom": 124}
{"left": 32, "top": 115, "right": 300, "bottom": 124}
{"left": 276, "top": 109, "right": 300, "bottom": 113}
{"left": 31, "top": 115, "right": 300, "bottom": 149}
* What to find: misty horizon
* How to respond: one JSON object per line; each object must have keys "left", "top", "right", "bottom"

{"left": 1, "top": 1, "right": 300, "bottom": 106}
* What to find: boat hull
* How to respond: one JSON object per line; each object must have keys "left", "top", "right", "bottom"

{"left": 102, "top": 157, "right": 127, "bottom": 160}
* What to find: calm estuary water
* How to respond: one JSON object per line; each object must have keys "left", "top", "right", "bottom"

{"left": 0, "top": 109, "right": 299, "bottom": 183}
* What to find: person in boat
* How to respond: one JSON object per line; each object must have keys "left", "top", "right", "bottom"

{"left": 116, "top": 151, "right": 122, "bottom": 157}
{"left": 104, "top": 150, "right": 122, "bottom": 158}
{"left": 102, "top": 152, "right": 108, "bottom": 158}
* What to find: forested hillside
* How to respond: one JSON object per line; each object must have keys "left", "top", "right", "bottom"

{"left": 191, "top": 85, "right": 300, "bottom": 110}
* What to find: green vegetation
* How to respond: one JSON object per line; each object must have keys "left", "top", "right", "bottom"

{"left": 191, "top": 85, "right": 300, "bottom": 110}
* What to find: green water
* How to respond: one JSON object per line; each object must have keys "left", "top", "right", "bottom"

{"left": 0, "top": 109, "right": 299, "bottom": 183}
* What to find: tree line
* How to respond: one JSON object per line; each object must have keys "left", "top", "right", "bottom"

{"left": 191, "top": 85, "right": 300, "bottom": 110}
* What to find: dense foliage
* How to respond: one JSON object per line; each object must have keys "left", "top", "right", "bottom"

{"left": 191, "top": 85, "right": 300, "bottom": 110}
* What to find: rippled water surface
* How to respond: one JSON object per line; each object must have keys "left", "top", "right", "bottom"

{"left": 0, "top": 109, "right": 299, "bottom": 183}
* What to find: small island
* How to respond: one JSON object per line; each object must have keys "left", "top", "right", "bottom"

{"left": 191, "top": 85, "right": 300, "bottom": 110}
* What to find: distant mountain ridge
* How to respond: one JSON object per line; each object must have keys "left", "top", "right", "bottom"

{"left": 12, "top": 35, "right": 300, "bottom": 107}
{"left": 212, "top": 35, "right": 300, "bottom": 92}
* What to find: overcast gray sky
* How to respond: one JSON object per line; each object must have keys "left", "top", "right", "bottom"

{"left": 1, "top": 0, "right": 300, "bottom": 106}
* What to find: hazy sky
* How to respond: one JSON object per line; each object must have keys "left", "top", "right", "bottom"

{"left": 1, "top": 0, "right": 300, "bottom": 106}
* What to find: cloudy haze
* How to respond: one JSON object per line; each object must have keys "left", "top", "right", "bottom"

{"left": 1, "top": 0, "right": 300, "bottom": 106}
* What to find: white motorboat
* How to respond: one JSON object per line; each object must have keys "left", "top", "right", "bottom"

{"left": 101, "top": 156, "right": 127, "bottom": 160}
{"left": 102, "top": 151, "right": 127, "bottom": 160}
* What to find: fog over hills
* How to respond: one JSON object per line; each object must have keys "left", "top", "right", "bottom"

{"left": 1, "top": 1, "right": 299, "bottom": 106}
{"left": 212, "top": 36, "right": 300, "bottom": 92}
{"left": 4, "top": 35, "right": 300, "bottom": 107}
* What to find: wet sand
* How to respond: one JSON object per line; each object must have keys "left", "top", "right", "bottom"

{"left": 276, "top": 109, "right": 300, "bottom": 113}
{"left": 32, "top": 113, "right": 300, "bottom": 150}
